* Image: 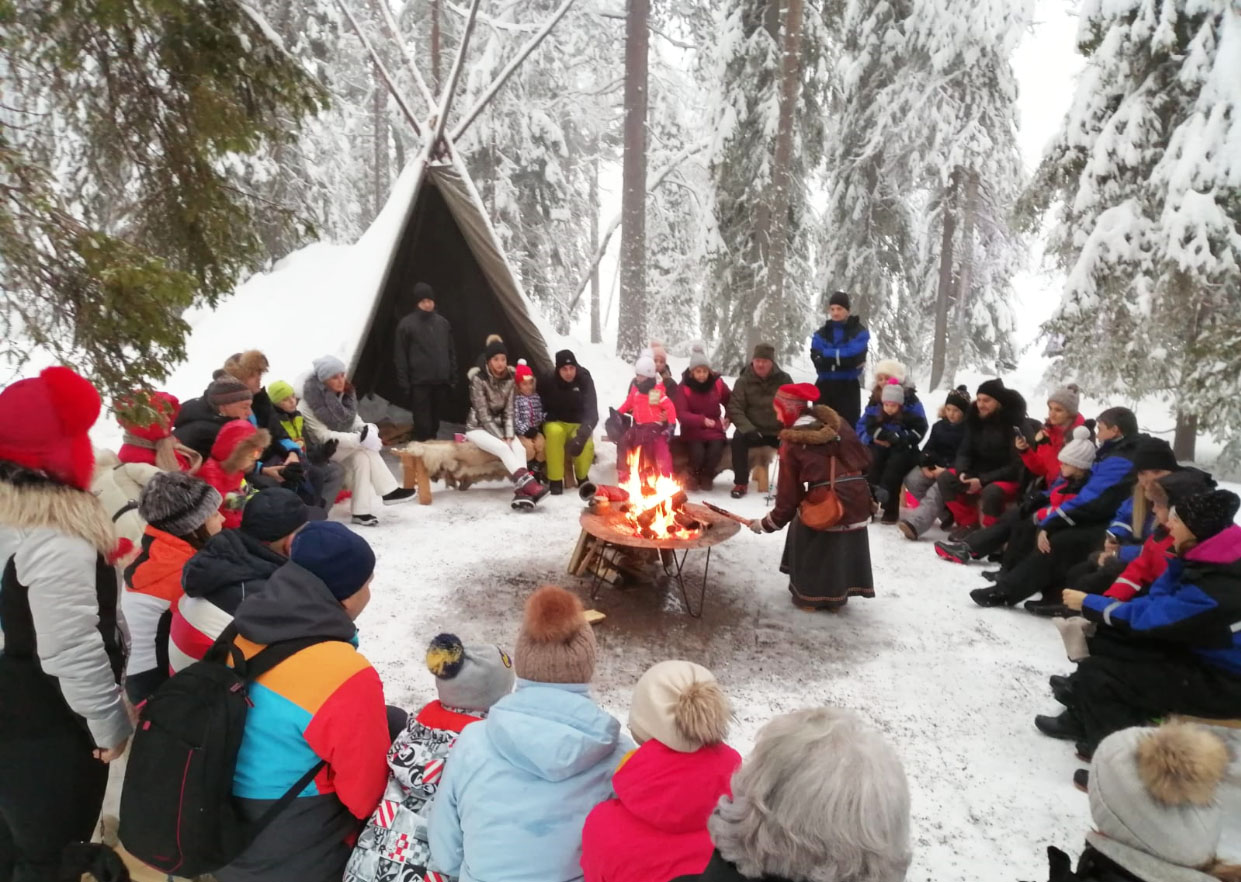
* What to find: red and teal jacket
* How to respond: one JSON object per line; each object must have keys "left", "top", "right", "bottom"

{"left": 1083, "top": 524, "right": 1241, "bottom": 674}
{"left": 227, "top": 560, "right": 390, "bottom": 867}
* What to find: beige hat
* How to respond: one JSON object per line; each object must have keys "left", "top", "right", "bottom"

{"left": 628, "top": 660, "right": 731, "bottom": 753}
{"left": 514, "top": 586, "right": 597, "bottom": 684}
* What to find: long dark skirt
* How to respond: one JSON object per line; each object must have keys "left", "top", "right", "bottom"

{"left": 779, "top": 516, "right": 874, "bottom": 610}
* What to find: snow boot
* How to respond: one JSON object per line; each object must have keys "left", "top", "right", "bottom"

{"left": 1073, "top": 769, "right": 1089, "bottom": 793}
{"left": 352, "top": 514, "right": 379, "bottom": 527}
{"left": 948, "top": 523, "right": 979, "bottom": 542}
{"left": 969, "top": 585, "right": 1011, "bottom": 608}
{"left": 578, "top": 480, "right": 598, "bottom": 501}
{"left": 934, "top": 540, "right": 973, "bottom": 565}
{"left": 512, "top": 469, "right": 549, "bottom": 510}
{"left": 700, "top": 472, "right": 715, "bottom": 492}
{"left": 1049, "top": 674, "right": 1074, "bottom": 707}
{"left": 897, "top": 520, "right": 918, "bottom": 541}
{"left": 1034, "top": 711, "right": 1086, "bottom": 742}
{"left": 548, "top": 479, "right": 564, "bottom": 496}
{"left": 1075, "top": 741, "right": 1094, "bottom": 762}
{"left": 730, "top": 484, "right": 747, "bottom": 499}
{"left": 1025, "top": 598, "right": 1071, "bottom": 618}
{"left": 981, "top": 569, "right": 1001, "bottom": 582}
{"left": 382, "top": 487, "right": 417, "bottom": 505}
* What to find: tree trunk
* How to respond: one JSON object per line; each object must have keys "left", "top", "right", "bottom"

{"left": 430, "top": 0, "right": 442, "bottom": 94}
{"left": 371, "top": 64, "right": 389, "bottom": 217}
{"left": 929, "top": 173, "right": 958, "bottom": 390}
{"left": 590, "top": 150, "right": 602, "bottom": 344}
{"left": 762, "top": 0, "right": 804, "bottom": 341}
{"left": 617, "top": 0, "right": 649, "bottom": 356}
{"left": 1173, "top": 411, "right": 1198, "bottom": 461}
{"left": 942, "top": 169, "right": 978, "bottom": 388}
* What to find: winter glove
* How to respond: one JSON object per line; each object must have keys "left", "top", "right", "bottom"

{"left": 359, "top": 423, "right": 383, "bottom": 452}
{"left": 280, "top": 461, "right": 306, "bottom": 487}
{"left": 565, "top": 424, "right": 593, "bottom": 458}
{"left": 312, "top": 438, "right": 339, "bottom": 465}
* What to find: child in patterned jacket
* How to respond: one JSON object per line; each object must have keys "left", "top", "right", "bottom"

{"left": 513, "top": 360, "right": 546, "bottom": 479}
{"left": 344, "top": 634, "right": 515, "bottom": 882}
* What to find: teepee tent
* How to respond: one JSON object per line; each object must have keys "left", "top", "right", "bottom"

{"left": 341, "top": 0, "right": 573, "bottom": 422}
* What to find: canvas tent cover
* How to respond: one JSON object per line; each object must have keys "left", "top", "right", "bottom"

{"left": 352, "top": 159, "right": 554, "bottom": 423}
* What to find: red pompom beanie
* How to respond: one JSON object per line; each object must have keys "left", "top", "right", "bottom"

{"left": 116, "top": 391, "right": 181, "bottom": 442}
{"left": 514, "top": 359, "right": 534, "bottom": 385}
{"left": 775, "top": 383, "right": 820, "bottom": 403}
{"left": 0, "top": 367, "right": 101, "bottom": 491}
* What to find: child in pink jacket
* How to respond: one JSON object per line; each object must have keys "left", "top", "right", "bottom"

{"left": 616, "top": 353, "right": 677, "bottom": 482}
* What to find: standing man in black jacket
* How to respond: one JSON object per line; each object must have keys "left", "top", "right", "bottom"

{"left": 394, "top": 282, "right": 458, "bottom": 442}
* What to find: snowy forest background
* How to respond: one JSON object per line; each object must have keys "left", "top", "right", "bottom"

{"left": 1, "top": 0, "right": 1239, "bottom": 464}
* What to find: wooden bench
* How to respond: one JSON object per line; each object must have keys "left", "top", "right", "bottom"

{"left": 668, "top": 439, "right": 776, "bottom": 492}
{"left": 395, "top": 440, "right": 576, "bottom": 505}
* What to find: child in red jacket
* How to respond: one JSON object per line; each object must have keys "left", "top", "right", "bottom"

{"left": 198, "top": 419, "right": 271, "bottom": 529}
{"left": 581, "top": 661, "right": 740, "bottom": 882}
{"left": 616, "top": 353, "right": 677, "bottom": 482}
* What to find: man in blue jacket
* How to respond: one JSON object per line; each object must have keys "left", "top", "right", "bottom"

{"left": 809, "top": 291, "right": 869, "bottom": 427}
{"left": 971, "top": 407, "right": 1144, "bottom": 613}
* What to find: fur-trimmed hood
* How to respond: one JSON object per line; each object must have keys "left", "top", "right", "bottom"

{"left": 778, "top": 405, "right": 843, "bottom": 446}
{"left": 210, "top": 421, "right": 270, "bottom": 475}
{"left": 0, "top": 460, "right": 119, "bottom": 556}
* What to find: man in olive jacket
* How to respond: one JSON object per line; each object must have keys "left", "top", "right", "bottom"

{"left": 394, "top": 282, "right": 457, "bottom": 441}
{"left": 725, "top": 343, "right": 792, "bottom": 498}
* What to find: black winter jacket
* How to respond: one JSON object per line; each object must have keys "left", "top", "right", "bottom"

{"left": 540, "top": 365, "right": 599, "bottom": 429}
{"left": 393, "top": 309, "right": 457, "bottom": 390}
{"left": 1041, "top": 845, "right": 1146, "bottom": 882}
{"left": 920, "top": 418, "right": 967, "bottom": 469}
{"left": 671, "top": 850, "right": 794, "bottom": 882}
{"left": 954, "top": 399, "right": 1027, "bottom": 486}
{"left": 173, "top": 393, "right": 229, "bottom": 460}
{"left": 181, "top": 529, "right": 286, "bottom": 616}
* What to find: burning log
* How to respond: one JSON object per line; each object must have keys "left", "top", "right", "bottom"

{"left": 673, "top": 510, "right": 701, "bottom": 532}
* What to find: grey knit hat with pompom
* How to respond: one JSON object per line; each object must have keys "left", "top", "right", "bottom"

{"left": 138, "top": 471, "right": 222, "bottom": 536}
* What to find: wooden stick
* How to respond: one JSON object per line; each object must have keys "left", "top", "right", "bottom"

{"left": 335, "top": 0, "right": 423, "bottom": 136}
{"left": 450, "top": 0, "right": 576, "bottom": 142}
{"left": 700, "top": 501, "right": 752, "bottom": 525}
{"left": 374, "top": 0, "right": 438, "bottom": 112}
{"left": 429, "top": 0, "right": 482, "bottom": 152}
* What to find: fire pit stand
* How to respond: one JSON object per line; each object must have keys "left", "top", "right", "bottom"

{"left": 570, "top": 503, "right": 741, "bottom": 617}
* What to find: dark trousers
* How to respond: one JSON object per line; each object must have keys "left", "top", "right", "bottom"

{"left": 1068, "top": 557, "right": 1126, "bottom": 595}
{"left": 730, "top": 433, "right": 780, "bottom": 485}
{"left": 965, "top": 507, "right": 1021, "bottom": 559}
{"left": 1068, "top": 652, "right": 1241, "bottom": 750}
{"left": 867, "top": 447, "right": 917, "bottom": 520}
{"left": 409, "top": 384, "right": 452, "bottom": 442}
{"left": 686, "top": 439, "right": 726, "bottom": 481}
{"left": 997, "top": 524, "right": 1107, "bottom": 603}
{"left": 815, "top": 379, "right": 861, "bottom": 428}
{"left": 0, "top": 723, "right": 109, "bottom": 882}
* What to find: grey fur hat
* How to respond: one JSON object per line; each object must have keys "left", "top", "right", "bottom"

{"left": 138, "top": 472, "right": 222, "bottom": 536}
{"left": 1048, "top": 383, "right": 1081, "bottom": 416}
{"left": 688, "top": 344, "right": 711, "bottom": 371}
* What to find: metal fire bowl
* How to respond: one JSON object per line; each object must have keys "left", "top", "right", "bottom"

{"left": 579, "top": 502, "right": 741, "bottom": 551}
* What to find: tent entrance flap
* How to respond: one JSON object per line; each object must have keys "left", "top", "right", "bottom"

{"left": 352, "top": 170, "right": 553, "bottom": 425}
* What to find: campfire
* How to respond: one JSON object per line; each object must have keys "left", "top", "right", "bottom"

{"left": 595, "top": 451, "right": 702, "bottom": 540}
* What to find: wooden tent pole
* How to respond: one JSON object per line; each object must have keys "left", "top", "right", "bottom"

{"left": 335, "top": 0, "right": 423, "bottom": 136}
{"left": 429, "top": 0, "right": 483, "bottom": 152}
{"left": 449, "top": 0, "right": 577, "bottom": 143}
{"left": 374, "top": 0, "right": 439, "bottom": 114}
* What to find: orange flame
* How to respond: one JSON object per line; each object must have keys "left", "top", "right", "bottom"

{"left": 620, "top": 450, "right": 694, "bottom": 539}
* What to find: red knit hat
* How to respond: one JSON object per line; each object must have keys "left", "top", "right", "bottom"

{"left": 776, "top": 383, "right": 820, "bottom": 403}
{"left": 514, "top": 359, "right": 534, "bottom": 385}
{"left": 0, "top": 367, "right": 101, "bottom": 491}
{"left": 115, "top": 391, "right": 181, "bottom": 442}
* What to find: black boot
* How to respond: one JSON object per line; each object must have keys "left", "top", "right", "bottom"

{"left": 1025, "top": 599, "right": 1071, "bottom": 618}
{"left": 981, "top": 569, "right": 1001, "bottom": 582}
{"left": 1073, "top": 769, "right": 1089, "bottom": 793}
{"left": 1035, "top": 711, "right": 1086, "bottom": 742}
{"left": 382, "top": 487, "right": 417, "bottom": 505}
{"left": 1049, "top": 674, "right": 1074, "bottom": 706}
{"left": 549, "top": 479, "right": 564, "bottom": 496}
{"left": 969, "top": 585, "right": 1011, "bottom": 608}
{"left": 934, "top": 540, "right": 973, "bottom": 565}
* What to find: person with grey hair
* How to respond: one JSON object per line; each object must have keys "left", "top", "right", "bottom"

{"left": 673, "top": 707, "right": 911, "bottom": 882}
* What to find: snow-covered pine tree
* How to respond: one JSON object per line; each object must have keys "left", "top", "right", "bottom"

{"left": 701, "top": 0, "right": 832, "bottom": 372}
{"left": 820, "top": 0, "right": 922, "bottom": 367}
{"left": 902, "top": 0, "right": 1027, "bottom": 388}
{"left": 1024, "top": 0, "right": 1240, "bottom": 461}
{"left": 0, "top": 0, "right": 324, "bottom": 397}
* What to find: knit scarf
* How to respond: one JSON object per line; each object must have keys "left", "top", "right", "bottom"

{"left": 302, "top": 377, "right": 358, "bottom": 432}
{"left": 122, "top": 432, "right": 203, "bottom": 475}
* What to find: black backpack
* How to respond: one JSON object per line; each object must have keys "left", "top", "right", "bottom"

{"left": 118, "top": 624, "right": 337, "bottom": 877}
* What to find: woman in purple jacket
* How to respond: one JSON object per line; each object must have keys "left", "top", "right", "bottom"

{"left": 676, "top": 345, "right": 731, "bottom": 491}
